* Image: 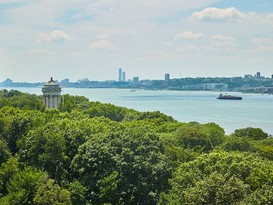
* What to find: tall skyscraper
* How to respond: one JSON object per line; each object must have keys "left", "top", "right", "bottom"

{"left": 122, "top": 71, "right": 126, "bottom": 82}
{"left": 118, "top": 68, "right": 123, "bottom": 81}
{"left": 118, "top": 68, "right": 126, "bottom": 81}
{"left": 165, "top": 73, "right": 170, "bottom": 81}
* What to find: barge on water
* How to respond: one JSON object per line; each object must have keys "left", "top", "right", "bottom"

{"left": 217, "top": 93, "right": 242, "bottom": 100}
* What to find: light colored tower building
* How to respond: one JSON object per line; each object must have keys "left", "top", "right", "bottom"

{"left": 118, "top": 68, "right": 123, "bottom": 81}
{"left": 122, "top": 71, "right": 126, "bottom": 82}
{"left": 42, "top": 77, "right": 62, "bottom": 109}
{"left": 165, "top": 73, "right": 170, "bottom": 81}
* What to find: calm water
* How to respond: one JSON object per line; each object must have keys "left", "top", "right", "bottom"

{"left": 3, "top": 87, "right": 273, "bottom": 135}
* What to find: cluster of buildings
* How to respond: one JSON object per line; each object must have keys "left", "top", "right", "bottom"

{"left": 118, "top": 67, "right": 170, "bottom": 83}
{"left": 118, "top": 68, "right": 126, "bottom": 82}
{"left": 244, "top": 72, "right": 272, "bottom": 79}
{"left": 1, "top": 69, "right": 273, "bottom": 93}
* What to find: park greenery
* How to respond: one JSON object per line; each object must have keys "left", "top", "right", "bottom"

{"left": 0, "top": 89, "right": 273, "bottom": 204}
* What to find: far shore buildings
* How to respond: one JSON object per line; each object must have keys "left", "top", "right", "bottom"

{"left": 165, "top": 73, "right": 170, "bottom": 81}
{"left": 118, "top": 68, "right": 126, "bottom": 82}
{"left": 42, "top": 77, "right": 62, "bottom": 109}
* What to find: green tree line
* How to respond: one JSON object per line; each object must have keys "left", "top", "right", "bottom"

{"left": 0, "top": 89, "right": 273, "bottom": 204}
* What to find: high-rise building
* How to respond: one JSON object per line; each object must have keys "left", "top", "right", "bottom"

{"left": 42, "top": 77, "right": 62, "bottom": 109}
{"left": 122, "top": 71, "right": 126, "bottom": 82}
{"left": 165, "top": 73, "right": 170, "bottom": 81}
{"left": 256, "top": 72, "right": 261, "bottom": 78}
{"left": 118, "top": 68, "right": 123, "bottom": 81}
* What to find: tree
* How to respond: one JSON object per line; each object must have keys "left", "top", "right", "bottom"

{"left": 160, "top": 151, "right": 273, "bottom": 204}
{"left": 17, "top": 123, "right": 68, "bottom": 181}
{"left": 34, "top": 179, "right": 71, "bottom": 205}
{"left": 234, "top": 127, "right": 268, "bottom": 140}
{"left": 0, "top": 157, "right": 19, "bottom": 196}
{"left": 0, "top": 138, "right": 11, "bottom": 165}
{"left": 1, "top": 166, "right": 48, "bottom": 204}
{"left": 220, "top": 136, "right": 253, "bottom": 152}
{"left": 176, "top": 122, "right": 213, "bottom": 152}
{"left": 68, "top": 180, "right": 88, "bottom": 205}
{"left": 71, "top": 130, "right": 172, "bottom": 204}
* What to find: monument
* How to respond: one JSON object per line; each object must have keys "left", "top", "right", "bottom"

{"left": 42, "top": 77, "right": 62, "bottom": 108}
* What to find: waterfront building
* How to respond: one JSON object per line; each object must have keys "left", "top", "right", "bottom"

{"left": 256, "top": 72, "right": 261, "bottom": 78}
{"left": 244, "top": 74, "right": 253, "bottom": 79}
{"left": 118, "top": 68, "right": 126, "bottom": 82}
{"left": 118, "top": 68, "right": 123, "bottom": 81}
{"left": 165, "top": 73, "right": 170, "bottom": 81}
{"left": 42, "top": 77, "right": 62, "bottom": 109}
{"left": 122, "top": 71, "right": 126, "bottom": 82}
{"left": 133, "top": 77, "right": 139, "bottom": 83}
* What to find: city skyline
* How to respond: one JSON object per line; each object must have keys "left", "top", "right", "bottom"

{"left": 1, "top": 0, "right": 273, "bottom": 82}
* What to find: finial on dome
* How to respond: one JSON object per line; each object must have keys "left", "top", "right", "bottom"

{"left": 49, "top": 77, "right": 55, "bottom": 83}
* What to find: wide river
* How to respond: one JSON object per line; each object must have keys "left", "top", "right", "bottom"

{"left": 4, "top": 87, "right": 273, "bottom": 135}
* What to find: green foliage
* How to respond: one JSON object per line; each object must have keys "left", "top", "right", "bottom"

{"left": 234, "top": 127, "right": 269, "bottom": 140}
{"left": 87, "top": 101, "right": 127, "bottom": 122}
{"left": 68, "top": 180, "right": 88, "bottom": 205}
{"left": 175, "top": 122, "right": 224, "bottom": 152}
{"left": 161, "top": 151, "right": 273, "bottom": 204}
{"left": 0, "top": 138, "right": 11, "bottom": 165}
{"left": 34, "top": 179, "right": 71, "bottom": 205}
{"left": 219, "top": 136, "right": 254, "bottom": 152}
{"left": 136, "top": 111, "right": 175, "bottom": 122}
{"left": 72, "top": 131, "right": 172, "bottom": 204}
{"left": 17, "top": 123, "right": 68, "bottom": 181}
{"left": 0, "top": 107, "right": 45, "bottom": 153}
{"left": 250, "top": 138, "right": 273, "bottom": 160}
{"left": 0, "top": 157, "right": 19, "bottom": 195}
{"left": 1, "top": 166, "right": 48, "bottom": 204}
{"left": 0, "top": 89, "right": 45, "bottom": 111}
{"left": 58, "top": 94, "right": 90, "bottom": 112}
{"left": 160, "top": 133, "right": 199, "bottom": 167}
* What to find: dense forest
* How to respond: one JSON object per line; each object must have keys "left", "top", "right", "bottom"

{"left": 0, "top": 89, "right": 273, "bottom": 204}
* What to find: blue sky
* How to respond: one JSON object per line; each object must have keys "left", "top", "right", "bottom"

{"left": 1, "top": 0, "right": 273, "bottom": 82}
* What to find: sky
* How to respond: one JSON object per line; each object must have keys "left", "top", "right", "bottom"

{"left": 0, "top": 0, "right": 273, "bottom": 82}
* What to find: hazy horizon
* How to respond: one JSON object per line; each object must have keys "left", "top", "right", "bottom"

{"left": 1, "top": 0, "right": 273, "bottom": 82}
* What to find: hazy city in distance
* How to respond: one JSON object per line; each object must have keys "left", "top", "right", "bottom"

{"left": 1, "top": 69, "right": 273, "bottom": 94}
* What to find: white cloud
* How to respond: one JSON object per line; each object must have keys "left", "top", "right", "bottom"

{"left": 210, "top": 35, "right": 237, "bottom": 47}
{"left": 252, "top": 46, "right": 273, "bottom": 52}
{"left": 28, "top": 48, "right": 58, "bottom": 55}
{"left": 178, "top": 45, "right": 199, "bottom": 53}
{"left": 206, "top": 34, "right": 239, "bottom": 54}
{"left": 210, "top": 35, "right": 234, "bottom": 42}
{"left": 259, "top": 14, "right": 273, "bottom": 27}
{"left": 192, "top": 7, "right": 246, "bottom": 21}
{"left": 175, "top": 32, "right": 204, "bottom": 40}
{"left": 70, "top": 51, "right": 84, "bottom": 57}
{"left": 252, "top": 37, "right": 273, "bottom": 46}
{"left": 251, "top": 37, "right": 273, "bottom": 53}
{"left": 38, "top": 30, "right": 73, "bottom": 42}
{"left": 89, "top": 40, "right": 117, "bottom": 49}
